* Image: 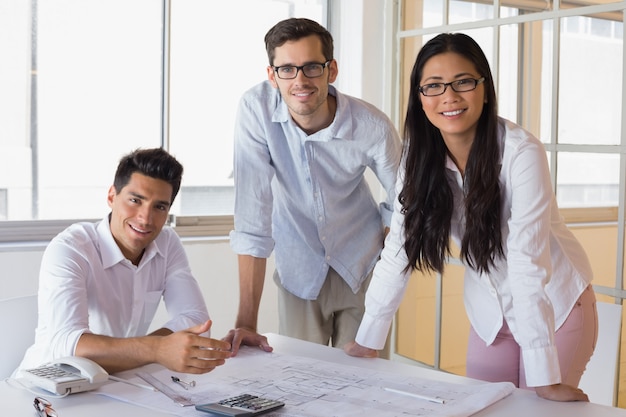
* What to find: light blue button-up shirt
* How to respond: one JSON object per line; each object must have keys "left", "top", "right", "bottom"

{"left": 229, "top": 81, "right": 401, "bottom": 300}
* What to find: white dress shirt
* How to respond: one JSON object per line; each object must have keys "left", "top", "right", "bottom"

{"left": 17, "top": 216, "right": 209, "bottom": 371}
{"left": 356, "top": 118, "right": 593, "bottom": 387}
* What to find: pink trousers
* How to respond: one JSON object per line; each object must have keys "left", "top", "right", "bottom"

{"left": 466, "top": 285, "right": 597, "bottom": 388}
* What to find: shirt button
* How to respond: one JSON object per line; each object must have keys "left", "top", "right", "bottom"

{"left": 326, "top": 256, "right": 331, "bottom": 261}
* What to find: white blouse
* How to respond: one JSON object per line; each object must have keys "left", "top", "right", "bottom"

{"left": 355, "top": 118, "right": 593, "bottom": 387}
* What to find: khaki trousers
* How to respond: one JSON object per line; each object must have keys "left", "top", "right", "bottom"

{"left": 274, "top": 267, "right": 391, "bottom": 358}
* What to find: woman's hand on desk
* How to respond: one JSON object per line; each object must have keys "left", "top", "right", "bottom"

{"left": 222, "top": 327, "right": 273, "bottom": 357}
{"left": 534, "top": 383, "right": 589, "bottom": 402}
{"left": 343, "top": 341, "right": 379, "bottom": 358}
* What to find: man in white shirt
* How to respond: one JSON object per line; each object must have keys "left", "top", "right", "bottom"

{"left": 17, "top": 148, "right": 235, "bottom": 375}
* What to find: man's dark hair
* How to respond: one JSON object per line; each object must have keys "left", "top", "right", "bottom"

{"left": 264, "top": 17, "right": 333, "bottom": 66}
{"left": 113, "top": 148, "right": 183, "bottom": 203}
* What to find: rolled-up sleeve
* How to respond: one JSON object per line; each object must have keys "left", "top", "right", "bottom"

{"left": 38, "top": 237, "right": 94, "bottom": 360}
{"left": 370, "top": 120, "right": 402, "bottom": 228}
{"left": 229, "top": 91, "right": 276, "bottom": 259}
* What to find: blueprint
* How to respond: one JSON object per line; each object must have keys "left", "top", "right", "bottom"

{"left": 98, "top": 346, "right": 515, "bottom": 417}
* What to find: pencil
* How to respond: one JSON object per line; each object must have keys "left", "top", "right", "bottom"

{"left": 383, "top": 387, "right": 446, "bottom": 404}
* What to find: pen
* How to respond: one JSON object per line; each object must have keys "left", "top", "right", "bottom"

{"left": 383, "top": 387, "right": 446, "bottom": 404}
{"left": 108, "top": 375, "right": 157, "bottom": 392}
{"left": 171, "top": 375, "right": 196, "bottom": 390}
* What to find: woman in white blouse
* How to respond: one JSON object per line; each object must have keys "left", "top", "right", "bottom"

{"left": 345, "top": 33, "right": 596, "bottom": 402}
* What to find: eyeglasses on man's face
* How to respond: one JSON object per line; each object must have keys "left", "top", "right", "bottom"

{"left": 34, "top": 397, "right": 58, "bottom": 417}
{"left": 418, "top": 77, "right": 485, "bottom": 97}
{"left": 272, "top": 60, "right": 331, "bottom": 79}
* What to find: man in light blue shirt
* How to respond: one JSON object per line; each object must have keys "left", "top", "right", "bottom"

{"left": 225, "top": 18, "right": 401, "bottom": 354}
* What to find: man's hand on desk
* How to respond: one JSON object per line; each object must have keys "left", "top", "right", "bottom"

{"left": 155, "top": 320, "right": 232, "bottom": 374}
{"left": 534, "top": 383, "right": 589, "bottom": 402}
{"left": 343, "top": 341, "right": 379, "bottom": 358}
{"left": 222, "top": 327, "right": 273, "bottom": 356}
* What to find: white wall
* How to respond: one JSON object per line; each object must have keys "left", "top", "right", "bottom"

{"left": 0, "top": 239, "right": 279, "bottom": 339}
{"left": 165, "top": 239, "right": 279, "bottom": 337}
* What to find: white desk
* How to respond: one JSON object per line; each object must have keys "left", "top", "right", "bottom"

{"left": 2, "top": 333, "right": 625, "bottom": 416}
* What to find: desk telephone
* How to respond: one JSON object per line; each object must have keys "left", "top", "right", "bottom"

{"left": 23, "top": 356, "right": 109, "bottom": 395}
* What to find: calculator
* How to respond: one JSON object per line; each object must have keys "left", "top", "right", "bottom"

{"left": 195, "top": 393, "right": 285, "bottom": 416}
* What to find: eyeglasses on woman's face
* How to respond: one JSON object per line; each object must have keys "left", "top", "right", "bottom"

{"left": 418, "top": 77, "right": 485, "bottom": 97}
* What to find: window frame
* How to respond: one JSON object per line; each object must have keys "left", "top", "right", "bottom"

{"left": 4, "top": 1, "right": 619, "bottom": 244}
{"left": 0, "top": 0, "right": 332, "bottom": 246}
{"left": 395, "top": 0, "right": 626, "bottom": 273}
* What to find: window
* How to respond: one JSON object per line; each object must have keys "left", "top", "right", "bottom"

{"left": 399, "top": 1, "right": 623, "bottom": 209}
{"left": 0, "top": 0, "right": 326, "bottom": 240}
{"left": 395, "top": 0, "right": 626, "bottom": 408}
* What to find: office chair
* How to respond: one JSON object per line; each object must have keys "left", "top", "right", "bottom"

{"left": 0, "top": 295, "right": 38, "bottom": 379}
{"left": 578, "top": 301, "right": 622, "bottom": 406}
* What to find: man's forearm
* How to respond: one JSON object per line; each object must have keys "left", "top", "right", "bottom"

{"left": 235, "top": 255, "right": 267, "bottom": 330}
{"left": 74, "top": 333, "right": 160, "bottom": 373}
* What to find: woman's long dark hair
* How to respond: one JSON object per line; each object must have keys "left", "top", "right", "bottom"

{"left": 400, "top": 33, "right": 503, "bottom": 274}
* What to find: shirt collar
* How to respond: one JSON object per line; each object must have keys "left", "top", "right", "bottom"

{"left": 272, "top": 85, "right": 354, "bottom": 142}
{"left": 96, "top": 214, "right": 161, "bottom": 269}
{"left": 445, "top": 153, "right": 460, "bottom": 173}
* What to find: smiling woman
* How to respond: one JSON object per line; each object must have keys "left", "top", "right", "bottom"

{"left": 417, "top": 51, "right": 488, "bottom": 174}
{"left": 349, "top": 33, "right": 596, "bottom": 404}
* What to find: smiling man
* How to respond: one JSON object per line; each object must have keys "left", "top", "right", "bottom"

{"left": 17, "top": 148, "right": 233, "bottom": 375}
{"left": 225, "top": 18, "right": 402, "bottom": 355}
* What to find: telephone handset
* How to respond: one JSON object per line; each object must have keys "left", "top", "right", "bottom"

{"left": 22, "top": 356, "right": 109, "bottom": 395}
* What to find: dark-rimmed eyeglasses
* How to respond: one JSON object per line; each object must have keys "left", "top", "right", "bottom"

{"left": 34, "top": 397, "right": 58, "bottom": 417}
{"left": 272, "top": 61, "right": 331, "bottom": 79}
{"left": 418, "top": 77, "right": 485, "bottom": 97}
